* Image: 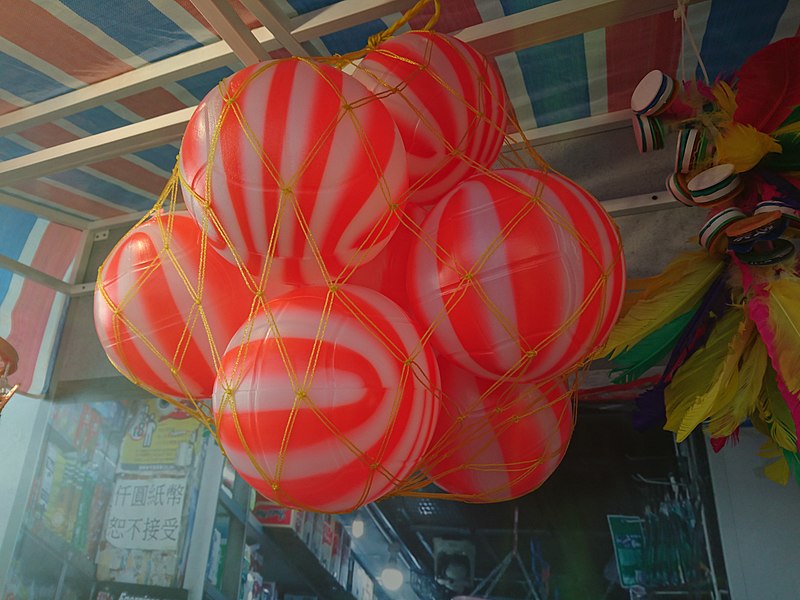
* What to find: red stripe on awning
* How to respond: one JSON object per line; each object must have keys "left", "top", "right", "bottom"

{"left": 0, "top": 0, "right": 133, "bottom": 85}
{"left": 18, "top": 122, "right": 79, "bottom": 147}
{"left": 409, "top": 0, "right": 482, "bottom": 33}
{"left": 90, "top": 157, "right": 168, "bottom": 196}
{"left": 12, "top": 180, "right": 127, "bottom": 219}
{"left": 0, "top": 98, "right": 21, "bottom": 116}
{"left": 605, "top": 12, "right": 682, "bottom": 113}
{"left": 117, "top": 87, "right": 188, "bottom": 119}
{"left": 6, "top": 222, "right": 81, "bottom": 393}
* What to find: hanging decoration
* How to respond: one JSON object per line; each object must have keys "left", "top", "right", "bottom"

{"left": 606, "top": 35, "right": 800, "bottom": 484}
{"left": 93, "top": 0, "right": 626, "bottom": 512}
{"left": 0, "top": 336, "right": 19, "bottom": 416}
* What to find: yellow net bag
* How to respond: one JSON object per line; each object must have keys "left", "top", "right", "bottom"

{"left": 94, "top": 0, "right": 625, "bottom": 513}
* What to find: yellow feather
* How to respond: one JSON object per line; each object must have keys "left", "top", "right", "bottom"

{"left": 756, "top": 365, "right": 798, "bottom": 452}
{"left": 664, "top": 307, "right": 752, "bottom": 442}
{"left": 711, "top": 81, "right": 737, "bottom": 121}
{"left": 716, "top": 122, "right": 782, "bottom": 173}
{"left": 773, "top": 119, "right": 800, "bottom": 138}
{"left": 763, "top": 274, "right": 800, "bottom": 395}
{"left": 759, "top": 439, "right": 791, "bottom": 485}
{"left": 705, "top": 334, "right": 768, "bottom": 438}
{"left": 604, "top": 252, "right": 724, "bottom": 358}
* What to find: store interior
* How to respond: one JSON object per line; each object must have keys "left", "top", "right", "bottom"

{"left": 2, "top": 1, "right": 800, "bottom": 600}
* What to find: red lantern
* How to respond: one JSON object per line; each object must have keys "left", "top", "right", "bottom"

{"left": 213, "top": 285, "right": 440, "bottom": 513}
{"left": 179, "top": 58, "right": 408, "bottom": 283}
{"left": 427, "top": 360, "right": 573, "bottom": 503}
{"left": 94, "top": 213, "right": 252, "bottom": 399}
{"left": 354, "top": 31, "right": 507, "bottom": 205}
{"left": 407, "top": 169, "right": 626, "bottom": 382}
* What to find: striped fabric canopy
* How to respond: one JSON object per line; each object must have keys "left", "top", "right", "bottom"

{"left": 0, "top": 0, "right": 798, "bottom": 394}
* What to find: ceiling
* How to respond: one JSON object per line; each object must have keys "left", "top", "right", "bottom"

{"left": 1, "top": 0, "right": 798, "bottom": 598}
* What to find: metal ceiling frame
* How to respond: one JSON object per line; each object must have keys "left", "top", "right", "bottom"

{"left": 0, "top": 0, "right": 701, "bottom": 199}
{"left": 0, "top": 0, "right": 696, "bottom": 292}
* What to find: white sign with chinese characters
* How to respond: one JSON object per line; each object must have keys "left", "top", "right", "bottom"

{"left": 105, "top": 477, "right": 187, "bottom": 551}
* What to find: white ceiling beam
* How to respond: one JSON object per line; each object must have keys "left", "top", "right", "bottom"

{"left": 240, "top": 0, "right": 310, "bottom": 57}
{"left": 0, "top": 0, "right": 687, "bottom": 187}
{"left": 0, "top": 107, "right": 193, "bottom": 188}
{"left": 0, "top": 253, "right": 73, "bottom": 295}
{"left": 21, "top": 189, "right": 675, "bottom": 292}
{"left": 189, "top": 0, "right": 271, "bottom": 65}
{"left": 508, "top": 109, "right": 631, "bottom": 148}
{"left": 0, "top": 190, "right": 89, "bottom": 229}
{"left": 458, "top": 0, "right": 702, "bottom": 57}
{"left": 0, "top": 0, "right": 415, "bottom": 137}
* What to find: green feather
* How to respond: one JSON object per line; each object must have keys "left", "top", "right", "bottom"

{"left": 757, "top": 364, "right": 799, "bottom": 452}
{"left": 609, "top": 307, "right": 696, "bottom": 384}
{"left": 782, "top": 451, "right": 800, "bottom": 487}
{"left": 664, "top": 308, "right": 749, "bottom": 442}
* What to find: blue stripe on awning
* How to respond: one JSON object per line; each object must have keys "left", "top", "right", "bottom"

{"left": 285, "top": 0, "right": 339, "bottom": 16}
{"left": 0, "top": 137, "right": 32, "bottom": 161}
{"left": 500, "top": 0, "right": 559, "bottom": 13}
{"left": 0, "top": 52, "right": 73, "bottom": 103}
{"left": 47, "top": 170, "right": 153, "bottom": 211}
{"left": 176, "top": 66, "right": 236, "bottom": 102}
{"left": 516, "top": 36, "right": 591, "bottom": 127}
{"left": 700, "top": 0, "right": 789, "bottom": 78}
{"left": 134, "top": 144, "right": 181, "bottom": 172}
{"left": 321, "top": 20, "right": 384, "bottom": 55}
{"left": 59, "top": 0, "right": 204, "bottom": 62}
{"left": 64, "top": 106, "right": 132, "bottom": 135}
{"left": 0, "top": 206, "right": 38, "bottom": 302}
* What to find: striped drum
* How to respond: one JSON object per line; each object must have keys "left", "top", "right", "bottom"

{"left": 94, "top": 213, "right": 251, "bottom": 399}
{"left": 213, "top": 285, "right": 440, "bottom": 513}
{"left": 354, "top": 31, "right": 507, "bottom": 205}
{"left": 179, "top": 58, "right": 408, "bottom": 284}
{"left": 426, "top": 360, "right": 573, "bottom": 502}
{"left": 408, "top": 168, "right": 626, "bottom": 382}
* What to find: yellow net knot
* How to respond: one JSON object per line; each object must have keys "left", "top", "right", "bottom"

{"left": 456, "top": 413, "right": 467, "bottom": 423}
{"left": 170, "top": 366, "right": 179, "bottom": 375}
{"left": 403, "top": 358, "right": 414, "bottom": 367}
{"left": 512, "top": 415, "right": 521, "bottom": 423}
{"left": 369, "top": 462, "right": 381, "bottom": 470}
{"left": 296, "top": 390, "right": 308, "bottom": 401}
{"left": 449, "top": 147, "right": 464, "bottom": 158}
{"left": 271, "top": 482, "right": 279, "bottom": 491}
{"left": 341, "top": 102, "right": 353, "bottom": 113}
{"left": 461, "top": 272, "right": 475, "bottom": 283}
{"left": 494, "top": 406, "right": 503, "bottom": 414}
{"left": 388, "top": 202, "right": 401, "bottom": 212}
{"left": 279, "top": 185, "right": 294, "bottom": 197}
{"left": 525, "top": 349, "right": 538, "bottom": 359}
{"left": 328, "top": 283, "right": 340, "bottom": 294}
{"left": 367, "top": 31, "right": 391, "bottom": 50}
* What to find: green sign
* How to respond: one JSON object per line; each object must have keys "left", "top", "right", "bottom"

{"left": 607, "top": 515, "right": 645, "bottom": 589}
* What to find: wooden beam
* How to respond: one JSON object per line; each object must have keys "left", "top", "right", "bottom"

{"left": 0, "top": 108, "right": 193, "bottom": 188}
{"left": 0, "top": 190, "right": 89, "bottom": 230}
{"left": 189, "top": 0, "right": 271, "bottom": 65}
{"left": 457, "top": 0, "right": 700, "bottom": 57}
{"left": 0, "top": 0, "right": 415, "bottom": 137}
{"left": 240, "top": 0, "right": 310, "bottom": 57}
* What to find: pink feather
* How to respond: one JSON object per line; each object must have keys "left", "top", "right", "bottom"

{"left": 740, "top": 259, "right": 800, "bottom": 450}
{"left": 734, "top": 37, "right": 800, "bottom": 134}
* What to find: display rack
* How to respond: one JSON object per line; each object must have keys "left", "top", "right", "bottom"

{"left": 203, "top": 463, "right": 361, "bottom": 600}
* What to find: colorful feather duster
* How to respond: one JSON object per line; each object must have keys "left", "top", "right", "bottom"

{"left": 733, "top": 37, "right": 800, "bottom": 135}
{"left": 664, "top": 307, "right": 752, "bottom": 442}
{"left": 603, "top": 252, "right": 724, "bottom": 358}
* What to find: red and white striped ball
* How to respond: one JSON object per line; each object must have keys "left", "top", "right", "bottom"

{"left": 179, "top": 58, "right": 408, "bottom": 284}
{"left": 407, "top": 168, "right": 626, "bottom": 382}
{"left": 354, "top": 31, "right": 507, "bottom": 205}
{"left": 213, "top": 285, "right": 440, "bottom": 513}
{"left": 346, "top": 203, "right": 430, "bottom": 307}
{"left": 94, "top": 213, "right": 252, "bottom": 400}
{"left": 426, "top": 360, "right": 573, "bottom": 503}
